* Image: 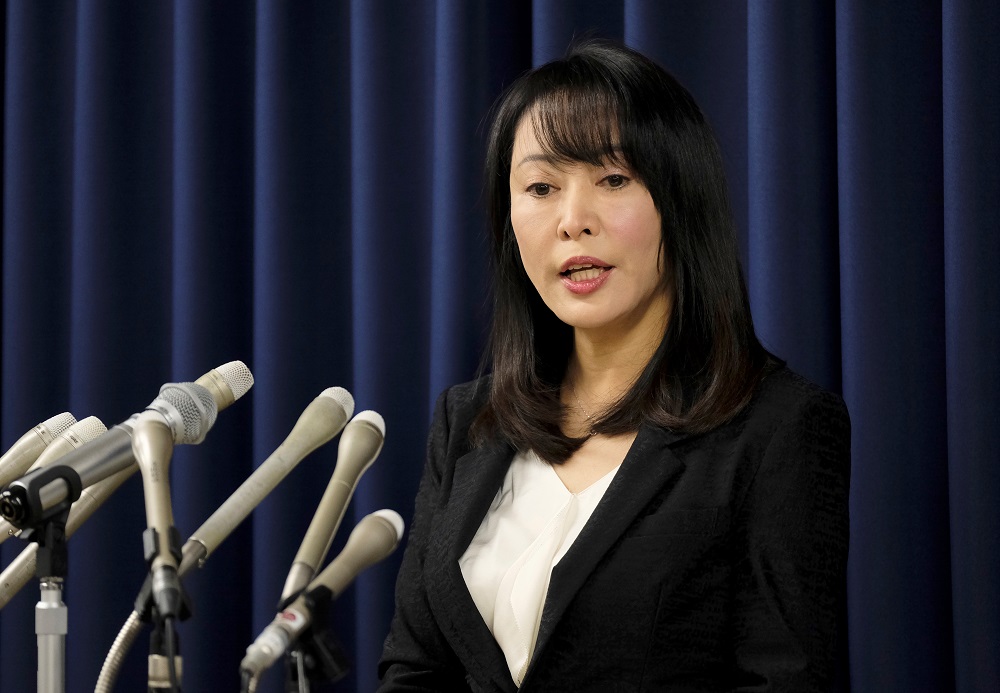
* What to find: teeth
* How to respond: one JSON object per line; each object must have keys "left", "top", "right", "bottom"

{"left": 567, "top": 268, "right": 603, "bottom": 281}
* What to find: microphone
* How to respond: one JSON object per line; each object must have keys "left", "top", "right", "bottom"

{"left": 132, "top": 382, "right": 218, "bottom": 619}
{"left": 0, "top": 467, "right": 134, "bottom": 609}
{"left": 130, "top": 360, "right": 253, "bottom": 624}
{"left": 178, "top": 387, "right": 355, "bottom": 576}
{"left": 0, "top": 361, "right": 253, "bottom": 529}
{"left": 278, "top": 410, "right": 385, "bottom": 604}
{"left": 0, "top": 412, "right": 77, "bottom": 489}
{"left": 240, "top": 510, "right": 404, "bottom": 681}
{"left": 0, "top": 417, "right": 107, "bottom": 547}
{"left": 0, "top": 424, "right": 135, "bottom": 528}
{"left": 94, "top": 387, "right": 351, "bottom": 693}
{"left": 27, "top": 416, "right": 108, "bottom": 472}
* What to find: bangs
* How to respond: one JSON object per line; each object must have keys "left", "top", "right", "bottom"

{"left": 525, "top": 87, "right": 631, "bottom": 170}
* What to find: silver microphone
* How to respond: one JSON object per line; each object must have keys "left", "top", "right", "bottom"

{"left": 0, "top": 361, "right": 253, "bottom": 529}
{"left": 27, "top": 416, "right": 108, "bottom": 473}
{"left": 92, "top": 387, "right": 351, "bottom": 693}
{"left": 279, "top": 410, "right": 385, "bottom": 604}
{"left": 0, "top": 412, "right": 77, "bottom": 489}
{"left": 0, "top": 417, "right": 107, "bottom": 547}
{"left": 240, "top": 510, "right": 404, "bottom": 681}
{"left": 131, "top": 361, "right": 253, "bottom": 621}
{"left": 178, "top": 387, "right": 355, "bottom": 576}
{"left": 132, "top": 382, "right": 218, "bottom": 618}
{"left": 0, "top": 467, "right": 133, "bottom": 610}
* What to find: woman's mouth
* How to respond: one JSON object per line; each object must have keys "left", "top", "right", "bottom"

{"left": 561, "top": 264, "right": 607, "bottom": 281}
{"left": 559, "top": 258, "right": 613, "bottom": 294}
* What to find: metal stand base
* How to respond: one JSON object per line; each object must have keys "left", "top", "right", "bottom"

{"left": 36, "top": 578, "right": 66, "bottom": 693}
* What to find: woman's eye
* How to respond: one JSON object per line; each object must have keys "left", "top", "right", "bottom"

{"left": 605, "top": 174, "right": 628, "bottom": 188}
{"left": 527, "top": 183, "right": 551, "bottom": 196}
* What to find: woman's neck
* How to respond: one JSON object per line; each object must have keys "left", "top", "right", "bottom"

{"left": 560, "top": 291, "right": 670, "bottom": 433}
{"left": 565, "top": 326, "right": 661, "bottom": 406}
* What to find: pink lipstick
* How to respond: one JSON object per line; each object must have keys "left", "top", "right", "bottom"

{"left": 560, "top": 256, "right": 613, "bottom": 294}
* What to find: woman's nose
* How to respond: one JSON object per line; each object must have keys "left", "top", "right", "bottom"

{"left": 558, "top": 187, "right": 598, "bottom": 240}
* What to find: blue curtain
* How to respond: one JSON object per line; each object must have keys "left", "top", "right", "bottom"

{"left": 1, "top": 1, "right": 996, "bottom": 691}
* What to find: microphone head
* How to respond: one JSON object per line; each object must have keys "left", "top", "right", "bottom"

{"left": 216, "top": 360, "right": 254, "bottom": 401}
{"left": 319, "top": 387, "right": 355, "bottom": 421}
{"left": 66, "top": 416, "right": 108, "bottom": 442}
{"left": 371, "top": 509, "right": 405, "bottom": 543}
{"left": 194, "top": 360, "right": 255, "bottom": 411}
{"left": 351, "top": 410, "right": 385, "bottom": 436}
{"left": 150, "top": 383, "right": 218, "bottom": 444}
{"left": 27, "top": 416, "right": 107, "bottom": 471}
{"left": 41, "top": 412, "right": 78, "bottom": 439}
{"left": 331, "top": 410, "right": 385, "bottom": 482}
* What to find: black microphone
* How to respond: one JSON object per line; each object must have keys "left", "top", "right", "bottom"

{"left": 240, "top": 510, "right": 404, "bottom": 682}
{"left": 278, "top": 410, "right": 385, "bottom": 604}
{"left": 0, "top": 412, "right": 77, "bottom": 489}
{"left": 0, "top": 361, "right": 253, "bottom": 529}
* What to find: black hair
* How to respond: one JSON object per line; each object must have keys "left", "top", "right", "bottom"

{"left": 472, "top": 39, "right": 771, "bottom": 462}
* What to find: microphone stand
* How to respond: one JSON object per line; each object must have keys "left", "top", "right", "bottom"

{"left": 134, "top": 525, "right": 190, "bottom": 692}
{"left": 1, "top": 464, "right": 84, "bottom": 693}
{"left": 281, "top": 585, "right": 350, "bottom": 693}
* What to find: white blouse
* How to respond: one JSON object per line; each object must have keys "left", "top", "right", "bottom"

{"left": 458, "top": 449, "right": 621, "bottom": 686}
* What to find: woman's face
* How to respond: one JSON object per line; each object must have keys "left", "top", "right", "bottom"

{"left": 508, "top": 114, "right": 670, "bottom": 341}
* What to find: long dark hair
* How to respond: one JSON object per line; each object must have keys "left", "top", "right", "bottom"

{"left": 472, "top": 40, "right": 771, "bottom": 463}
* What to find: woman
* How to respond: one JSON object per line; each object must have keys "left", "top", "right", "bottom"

{"left": 379, "top": 40, "right": 850, "bottom": 692}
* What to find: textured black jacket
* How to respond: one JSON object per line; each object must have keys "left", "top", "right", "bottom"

{"left": 379, "top": 366, "right": 850, "bottom": 692}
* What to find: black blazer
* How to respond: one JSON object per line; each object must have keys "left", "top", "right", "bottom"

{"left": 379, "top": 366, "right": 850, "bottom": 692}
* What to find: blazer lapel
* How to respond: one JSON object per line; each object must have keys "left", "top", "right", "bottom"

{"left": 525, "top": 424, "right": 689, "bottom": 681}
{"left": 424, "top": 441, "right": 520, "bottom": 693}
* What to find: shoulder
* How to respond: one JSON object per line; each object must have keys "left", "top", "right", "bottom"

{"left": 431, "top": 376, "right": 491, "bottom": 437}
{"left": 669, "top": 364, "right": 850, "bottom": 479}
{"left": 748, "top": 364, "right": 850, "bottom": 431}
{"left": 729, "top": 364, "right": 852, "bottom": 497}
{"left": 426, "top": 376, "right": 493, "bottom": 469}
{"left": 435, "top": 376, "right": 491, "bottom": 423}
{"left": 747, "top": 365, "right": 852, "bottom": 456}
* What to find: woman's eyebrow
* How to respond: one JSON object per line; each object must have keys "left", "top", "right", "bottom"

{"left": 514, "top": 152, "right": 558, "bottom": 168}
{"left": 515, "top": 147, "right": 625, "bottom": 170}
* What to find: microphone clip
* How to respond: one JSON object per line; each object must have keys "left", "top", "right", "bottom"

{"left": 133, "top": 566, "right": 193, "bottom": 626}
{"left": 135, "top": 525, "right": 192, "bottom": 625}
{"left": 4, "top": 464, "right": 83, "bottom": 579}
{"left": 1, "top": 462, "right": 83, "bottom": 530}
{"left": 32, "top": 513, "right": 71, "bottom": 580}
{"left": 283, "top": 586, "right": 350, "bottom": 691}
{"left": 143, "top": 526, "right": 183, "bottom": 568}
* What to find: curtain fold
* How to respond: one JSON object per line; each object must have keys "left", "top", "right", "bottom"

{"left": 625, "top": 0, "right": 750, "bottom": 261}
{"left": 170, "top": 2, "right": 256, "bottom": 688}
{"left": 347, "top": 5, "right": 441, "bottom": 688}
{"left": 1, "top": 3, "right": 78, "bottom": 690}
{"left": 66, "top": 1, "right": 176, "bottom": 688}
{"left": 834, "top": 2, "right": 953, "bottom": 691}
{"left": 746, "top": 2, "right": 841, "bottom": 391}
{"left": 942, "top": 2, "right": 1000, "bottom": 691}
{"left": 1, "top": 2, "right": 997, "bottom": 691}
{"left": 250, "top": 1, "right": 358, "bottom": 690}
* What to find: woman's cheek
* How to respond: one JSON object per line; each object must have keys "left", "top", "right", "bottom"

{"left": 516, "top": 237, "right": 545, "bottom": 289}
{"left": 609, "top": 200, "right": 659, "bottom": 246}
{"left": 511, "top": 212, "right": 546, "bottom": 272}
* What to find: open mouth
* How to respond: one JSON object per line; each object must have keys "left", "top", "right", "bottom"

{"left": 561, "top": 263, "right": 610, "bottom": 281}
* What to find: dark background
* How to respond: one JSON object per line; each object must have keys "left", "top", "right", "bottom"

{"left": 1, "top": 1, "right": 997, "bottom": 692}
